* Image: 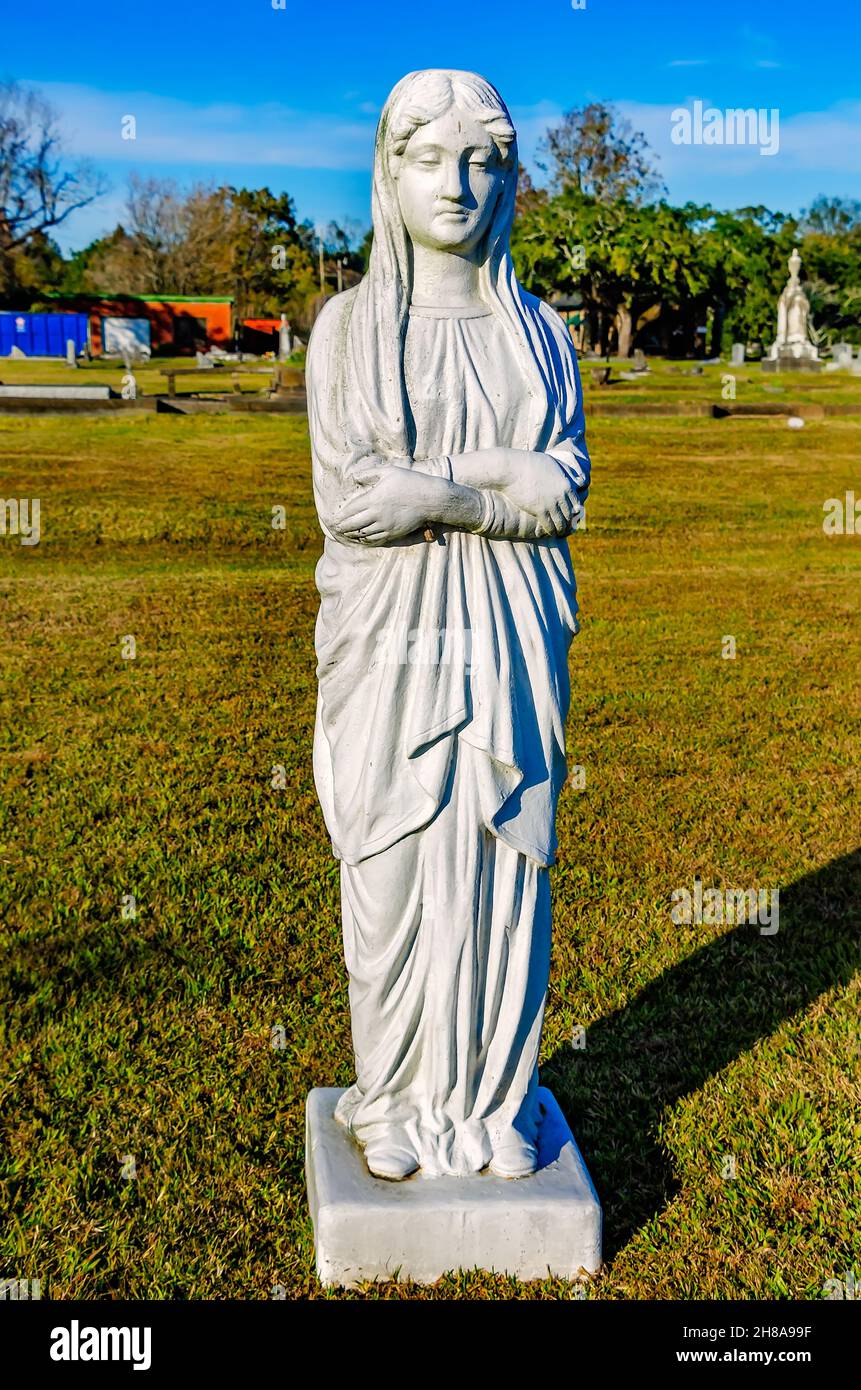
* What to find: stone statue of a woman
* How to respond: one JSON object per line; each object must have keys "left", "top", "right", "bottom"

{"left": 307, "top": 69, "right": 590, "bottom": 1183}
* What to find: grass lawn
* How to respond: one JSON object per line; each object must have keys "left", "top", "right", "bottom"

{"left": 0, "top": 353, "right": 305, "bottom": 398}
{"left": 0, "top": 391, "right": 859, "bottom": 1299}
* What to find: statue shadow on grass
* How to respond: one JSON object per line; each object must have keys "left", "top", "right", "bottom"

{"left": 541, "top": 848, "right": 861, "bottom": 1262}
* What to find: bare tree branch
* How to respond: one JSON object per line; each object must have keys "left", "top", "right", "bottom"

{"left": 0, "top": 79, "right": 107, "bottom": 258}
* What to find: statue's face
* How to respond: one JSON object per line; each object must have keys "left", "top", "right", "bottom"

{"left": 393, "top": 105, "right": 506, "bottom": 256}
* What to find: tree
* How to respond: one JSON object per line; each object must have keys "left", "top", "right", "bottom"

{"left": 693, "top": 206, "right": 796, "bottom": 353}
{"left": 228, "top": 186, "right": 318, "bottom": 325}
{"left": 800, "top": 196, "right": 861, "bottom": 238}
{"left": 0, "top": 80, "right": 105, "bottom": 299}
{"left": 535, "top": 101, "right": 665, "bottom": 204}
{"left": 77, "top": 178, "right": 324, "bottom": 330}
{"left": 798, "top": 199, "right": 861, "bottom": 347}
{"left": 515, "top": 162, "right": 546, "bottom": 220}
{"left": 512, "top": 188, "right": 704, "bottom": 356}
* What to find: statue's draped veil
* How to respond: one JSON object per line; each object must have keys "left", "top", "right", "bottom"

{"left": 306, "top": 70, "right": 592, "bottom": 1180}
{"left": 339, "top": 68, "right": 561, "bottom": 460}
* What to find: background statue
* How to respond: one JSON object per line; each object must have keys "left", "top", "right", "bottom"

{"left": 307, "top": 68, "right": 591, "bottom": 1182}
{"left": 768, "top": 246, "right": 819, "bottom": 362}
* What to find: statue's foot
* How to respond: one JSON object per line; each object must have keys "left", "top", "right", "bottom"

{"left": 489, "top": 1134, "right": 538, "bottom": 1179}
{"left": 364, "top": 1133, "right": 419, "bottom": 1181}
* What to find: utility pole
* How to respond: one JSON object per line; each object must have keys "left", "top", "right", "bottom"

{"left": 318, "top": 231, "right": 325, "bottom": 293}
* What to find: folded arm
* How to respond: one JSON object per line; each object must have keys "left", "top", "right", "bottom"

{"left": 334, "top": 447, "right": 586, "bottom": 545}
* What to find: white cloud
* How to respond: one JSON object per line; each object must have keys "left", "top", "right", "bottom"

{"left": 36, "top": 81, "right": 378, "bottom": 171}
{"left": 42, "top": 80, "right": 860, "bottom": 184}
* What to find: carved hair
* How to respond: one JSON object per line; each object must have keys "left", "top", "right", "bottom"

{"left": 386, "top": 70, "right": 516, "bottom": 167}
{"left": 322, "top": 70, "right": 557, "bottom": 464}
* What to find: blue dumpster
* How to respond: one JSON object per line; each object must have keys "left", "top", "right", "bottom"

{"left": 0, "top": 311, "right": 90, "bottom": 357}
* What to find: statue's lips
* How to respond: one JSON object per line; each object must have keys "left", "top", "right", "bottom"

{"left": 434, "top": 209, "right": 470, "bottom": 218}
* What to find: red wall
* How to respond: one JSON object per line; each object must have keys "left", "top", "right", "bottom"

{"left": 53, "top": 299, "right": 232, "bottom": 354}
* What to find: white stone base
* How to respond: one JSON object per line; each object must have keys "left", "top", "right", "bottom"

{"left": 305, "top": 1086, "right": 602, "bottom": 1288}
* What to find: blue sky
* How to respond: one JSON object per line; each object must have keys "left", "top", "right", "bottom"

{"left": 7, "top": 0, "right": 860, "bottom": 251}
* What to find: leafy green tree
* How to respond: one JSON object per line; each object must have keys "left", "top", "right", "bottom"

{"left": 512, "top": 188, "right": 704, "bottom": 356}
{"left": 798, "top": 199, "right": 861, "bottom": 346}
{"left": 693, "top": 206, "right": 796, "bottom": 353}
{"left": 228, "top": 186, "right": 317, "bottom": 325}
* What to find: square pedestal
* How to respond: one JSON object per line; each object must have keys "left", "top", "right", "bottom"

{"left": 761, "top": 355, "right": 821, "bottom": 372}
{"left": 305, "top": 1086, "right": 602, "bottom": 1288}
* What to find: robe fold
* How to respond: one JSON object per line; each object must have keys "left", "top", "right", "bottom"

{"left": 307, "top": 289, "right": 590, "bottom": 1175}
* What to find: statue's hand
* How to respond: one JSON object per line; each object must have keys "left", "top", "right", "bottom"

{"left": 337, "top": 466, "right": 449, "bottom": 544}
{"left": 495, "top": 452, "right": 583, "bottom": 528}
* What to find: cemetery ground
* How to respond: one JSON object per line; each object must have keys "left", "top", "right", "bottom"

{"left": 2, "top": 350, "right": 861, "bottom": 407}
{"left": 0, "top": 386, "right": 859, "bottom": 1300}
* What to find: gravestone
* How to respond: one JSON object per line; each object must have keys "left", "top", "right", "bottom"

{"left": 278, "top": 313, "right": 292, "bottom": 362}
{"left": 66, "top": 339, "right": 78, "bottom": 368}
{"left": 632, "top": 348, "right": 647, "bottom": 372}
{"left": 0, "top": 384, "right": 111, "bottom": 399}
{"left": 731, "top": 343, "right": 745, "bottom": 366}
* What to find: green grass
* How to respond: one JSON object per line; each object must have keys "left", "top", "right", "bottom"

{"left": 0, "top": 354, "right": 298, "bottom": 397}
{"left": 0, "top": 398, "right": 859, "bottom": 1299}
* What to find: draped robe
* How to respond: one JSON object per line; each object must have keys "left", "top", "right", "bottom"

{"left": 307, "top": 287, "right": 590, "bottom": 1176}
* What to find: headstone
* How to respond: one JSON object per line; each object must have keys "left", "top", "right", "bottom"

{"left": 278, "top": 313, "right": 292, "bottom": 362}
{"left": 632, "top": 348, "right": 646, "bottom": 372}
{"left": 302, "top": 67, "right": 601, "bottom": 1287}
{"left": 832, "top": 342, "right": 853, "bottom": 368}
{"left": 0, "top": 384, "right": 111, "bottom": 399}
{"left": 731, "top": 343, "right": 745, "bottom": 366}
{"left": 9, "top": 345, "right": 26, "bottom": 359}
{"left": 66, "top": 339, "right": 78, "bottom": 368}
{"left": 195, "top": 350, "right": 214, "bottom": 368}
